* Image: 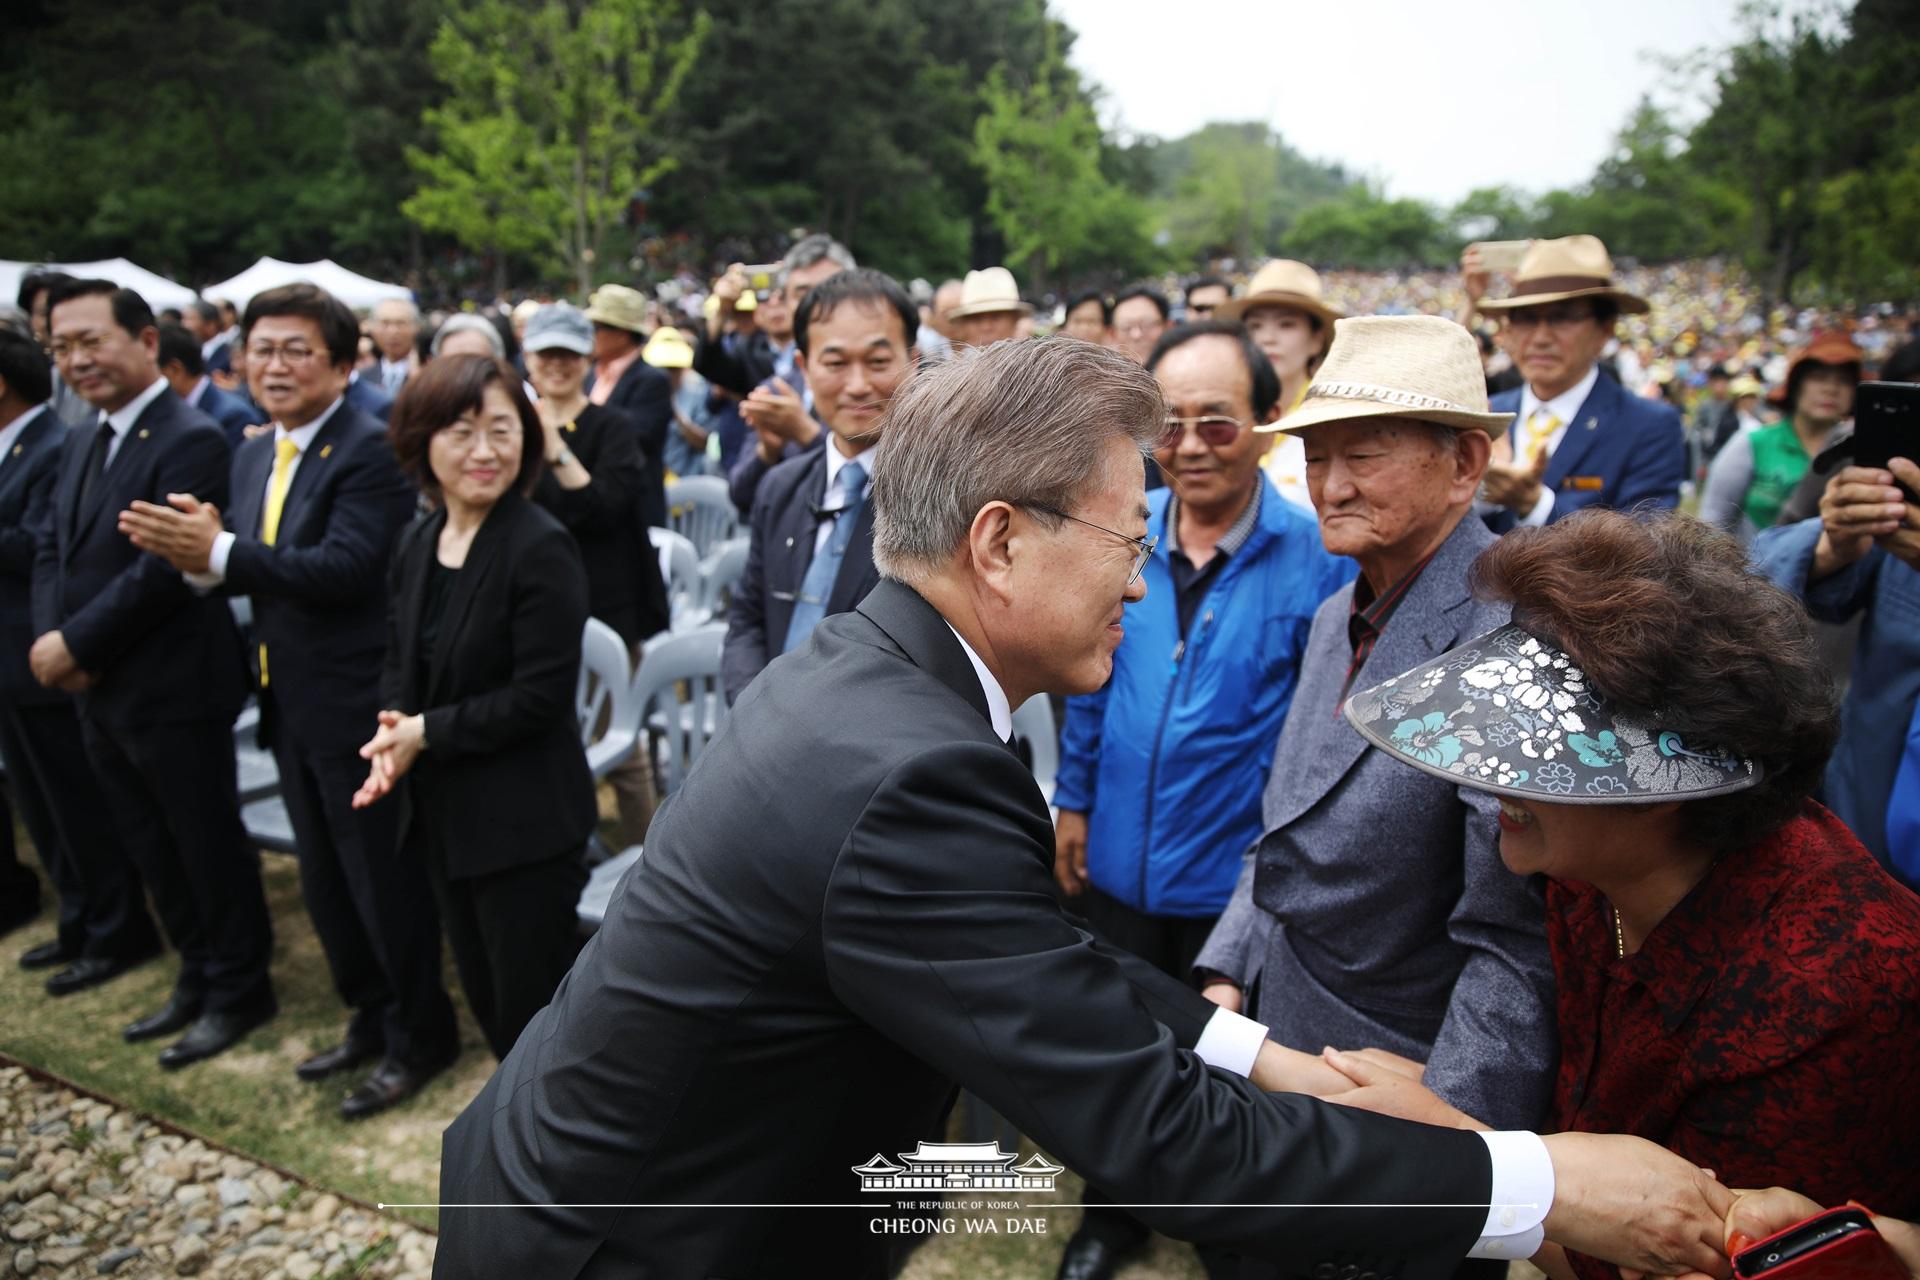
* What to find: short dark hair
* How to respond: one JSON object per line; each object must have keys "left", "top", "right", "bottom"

{"left": 1879, "top": 338, "right": 1920, "bottom": 384}
{"left": 1113, "top": 284, "right": 1170, "bottom": 321}
{"left": 16, "top": 269, "right": 75, "bottom": 314}
{"left": 188, "top": 300, "right": 220, "bottom": 327}
{"left": 0, "top": 327, "right": 52, "bottom": 404}
{"left": 388, "top": 354, "right": 543, "bottom": 499}
{"left": 44, "top": 278, "right": 154, "bottom": 338}
{"left": 243, "top": 284, "right": 359, "bottom": 369}
{"left": 794, "top": 268, "right": 918, "bottom": 357}
{"left": 1064, "top": 289, "right": 1112, "bottom": 325}
{"left": 156, "top": 322, "right": 205, "bottom": 376}
{"left": 1144, "top": 319, "right": 1282, "bottom": 421}
{"left": 1186, "top": 276, "right": 1230, "bottom": 303}
{"left": 1471, "top": 509, "right": 1839, "bottom": 854}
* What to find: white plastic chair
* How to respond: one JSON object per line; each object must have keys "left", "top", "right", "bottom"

{"left": 665, "top": 475, "right": 739, "bottom": 557}
{"left": 577, "top": 617, "right": 639, "bottom": 780}
{"left": 649, "top": 526, "right": 706, "bottom": 629}
{"left": 233, "top": 703, "right": 279, "bottom": 804}
{"left": 1011, "top": 695, "right": 1058, "bottom": 805}
{"left": 241, "top": 795, "right": 297, "bottom": 854}
{"left": 696, "top": 535, "right": 751, "bottom": 619}
{"left": 633, "top": 621, "right": 728, "bottom": 797}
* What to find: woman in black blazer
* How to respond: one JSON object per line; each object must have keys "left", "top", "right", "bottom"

{"left": 353, "top": 354, "right": 595, "bottom": 1059}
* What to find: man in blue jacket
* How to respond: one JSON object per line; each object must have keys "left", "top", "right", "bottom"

{"left": 1051, "top": 319, "right": 1352, "bottom": 1280}
{"left": 1466, "top": 235, "right": 1685, "bottom": 531}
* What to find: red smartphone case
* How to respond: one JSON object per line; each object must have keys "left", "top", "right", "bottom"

{"left": 1733, "top": 1212, "right": 1908, "bottom": 1280}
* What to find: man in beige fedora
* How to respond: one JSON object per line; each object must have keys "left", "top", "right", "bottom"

{"left": 946, "top": 266, "right": 1032, "bottom": 350}
{"left": 1465, "top": 235, "right": 1686, "bottom": 532}
{"left": 1198, "top": 319, "right": 1565, "bottom": 1265}
{"left": 1218, "top": 260, "right": 1344, "bottom": 513}
{"left": 584, "top": 282, "right": 672, "bottom": 528}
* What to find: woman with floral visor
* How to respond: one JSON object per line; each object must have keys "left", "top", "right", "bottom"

{"left": 1317, "top": 509, "right": 1920, "bottom": 1277}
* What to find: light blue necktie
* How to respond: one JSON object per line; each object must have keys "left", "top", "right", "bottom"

{"left": 782, "top": 460, "right": 867, "bottom": 653}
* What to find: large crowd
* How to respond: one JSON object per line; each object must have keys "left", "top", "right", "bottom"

{"left": 0, "top": 230, "right": 1916, "bottom": 1280}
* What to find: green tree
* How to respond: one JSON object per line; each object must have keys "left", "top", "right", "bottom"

{"left": 1151, "top": 123, "right": 1355, "bottom": 265}
{"left": 404, "top": 0, "right": 707, "bottom": 296}
{"left": 1284, "top": 185, "right": 1447, "bottom": 269}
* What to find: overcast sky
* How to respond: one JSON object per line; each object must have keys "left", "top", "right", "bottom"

{"left": 1048, "top": 0, "right": 1768, "bottom": 205}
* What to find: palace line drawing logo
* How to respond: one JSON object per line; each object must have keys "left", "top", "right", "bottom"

{"left": 853, "top": 1141, "right": 1064, "bottom": 1192}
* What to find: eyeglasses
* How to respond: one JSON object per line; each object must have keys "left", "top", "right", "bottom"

{"left": 437, "top": 423, "right": 520, "bottom": 451}
{"left": 1114, "top": 321, "right": 1165, "bottom": 338}
{"left": 1501, "top": 307, "right": 1599, "bottom": 334}
{"left": 1021, "top": 503, "right": 1156, "bottom": 585}
{"left": 48, "top": 332, "right": 116, "bottom": 361}
{"left": 245, "top": 342, "right": 324, "bottom": 368}
{"left": 1158, "top": 414, "right": 1250, "bottom": 449}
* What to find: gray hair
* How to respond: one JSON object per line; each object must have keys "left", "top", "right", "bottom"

{"left": 429, "top": 313, "right": 505, "bottom": 357}
{"left": 781, "top": 233, "right": 856, "bottom": 280}
{"left": 375, "top": 297, "right": 421, "bottom": 324}
{"left": 871, "top": 338, "right": 1162, "bottom": 580}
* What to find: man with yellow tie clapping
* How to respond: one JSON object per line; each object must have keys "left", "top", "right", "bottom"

{"left": 120, "top": 283, "right": 458, "bottom": 1118}
{"left": 1462, "top": 235, "right": 1687, "bottom": 532}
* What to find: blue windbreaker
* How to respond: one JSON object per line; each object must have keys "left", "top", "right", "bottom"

{"left": 1055, "top": 480, "right": 1355, "bottom": 917}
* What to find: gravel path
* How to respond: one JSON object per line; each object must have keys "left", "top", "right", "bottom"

{"left": 1, "top": 1066, "right": 437, "bottom": 1279}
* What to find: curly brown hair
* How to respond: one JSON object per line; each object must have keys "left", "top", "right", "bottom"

{"left": 1470, "top": 509, "right": 1839, "bottom": 852}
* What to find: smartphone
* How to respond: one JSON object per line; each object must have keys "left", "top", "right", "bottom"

{"left": 1733, "top": 1208, "right": 1907, "bottom": 1280}
{"left": 1471, "top": 240, "right": 1533, "bottom": 273}
{"left": 742, "top": 263, "right": 782, "bottom": 291}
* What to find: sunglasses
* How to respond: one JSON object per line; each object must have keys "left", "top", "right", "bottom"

{"left": 1158, "top": 414, "right": 1250, "bottom": 450}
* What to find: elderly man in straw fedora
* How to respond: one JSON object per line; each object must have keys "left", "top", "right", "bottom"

{"left": 1464, "top": 235, "right": 1686, "bottom": 532}
{"left": 947, "top": 266, "right": 1033, "bottom": 350}
{"left": 1196, "top": 316, "right": 1560, "bottom": 1195}
{"left": 1217, "top": 259, "right": 1344, "bottom": 514}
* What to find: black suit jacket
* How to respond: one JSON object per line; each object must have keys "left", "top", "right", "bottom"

{"left": 435, "top": 579, "right": 1492, "bottom": 1280}
{"left": 0, "top": 408, "right": 69, "bottom": 707}
{"left": 345, "top": 374, "right": 393, "bottom": 424}
{"left": 592, "top": 359, "right": 670, "bottom": 529}
{"left": 33, "top": 388, "right": 246, "bottom": 726}
{"left": 381, "top": 490, "right": 595, "bottom": 879}
{"left": 222, "top": 405, "right": 417, "bottom": 752}
{"left": 720, "top": 444, "right": 879, "bottom": 703}
{"left": 192, "top": 381, "right": 259, "bottom": 450}
{"left": 530, "top": 403, "right": 669, "bottom": 646}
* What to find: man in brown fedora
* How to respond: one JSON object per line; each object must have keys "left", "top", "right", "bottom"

{"left": 1464, "top": 235, "right": 1685, "bottom": 532}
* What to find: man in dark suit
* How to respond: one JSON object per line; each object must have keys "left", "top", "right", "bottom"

{"left": 343, "top": 369, "right": 393, "bottom": 423}
{"left": 121, "top": 283, "right": 458, "bottom": 1115}
{"left": 183, "top": 300, "right": 232, "bottom": 375}
{"left": 35, "top": 279, "right": 273, "bottom": 1069}
{"left": 582, "top": 284, "right": 670, "bottom": 528}
{"left": 720, "top": 269, "right": 913, "bottom": 703}
{"left": 1465, "top": 236, "right": 1685, "bottom": 532}
{"left": 157, "top": 322, "right": 257, "bottom": 447}
{"left": 0, "top": 325, "right": 161, "bottom": 986}
{"left": 434, "top": 336, "right": 1734, "bottom": 1280}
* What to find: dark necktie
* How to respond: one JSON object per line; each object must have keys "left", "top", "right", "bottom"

{"left": 77, "top": 418, "right": 115, "bottom": 513}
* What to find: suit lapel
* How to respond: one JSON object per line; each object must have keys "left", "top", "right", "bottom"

{"left": 856, "top": 579, "right": 993, "bottom": 729}
{"left": 276, "top": 412, "right": 345, "bottom": 541}
{"left": 428, "top": 493, "right": 514, "bottom": 700}
{"left": 827, "top": 494, "right": 879, "bottom": 612}
{"left": 229, "top": 435, "right": 275, "bottom": 539}
{"left": 773, "top": 454, "right": 827, "bottom": 595}
{"left": 392, "top": 509, "right": 442, "bottom": 707}
{"left": 1541, "top": 376, "right": 1612, "bottom": 494}
{"left": 76, "top": 398, "right": 163, "bottom": 541}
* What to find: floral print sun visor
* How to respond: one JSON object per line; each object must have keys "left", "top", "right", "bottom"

{"left": 1344, "top": 623, "right": 1761, "bottom": 804}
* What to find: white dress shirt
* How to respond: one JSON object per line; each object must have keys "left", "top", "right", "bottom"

{"left": 0, "top": 404, "right": 47, "bottom": 472}
{"left": 949, "top": 620, "right": 1554, "bottom": 1254}
{"left": 1510, "top": 363, "right": 1601, "bottom": 527}
{"left": 99, "top": 378, "right": 172, "bottom": 469}
{"left": 814, "top": 436, "right": 876, "bottom": 557}
{"left": 188, "top": 397, "right": 343, "bottom": 588}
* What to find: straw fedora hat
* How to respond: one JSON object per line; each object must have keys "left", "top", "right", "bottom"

{"left": 1216, "top": 259, "right": 1342, "bottom": 326}
{"left": 1262, "top": 315, "right": 1515, "bottom": 435}
{"left": 947, "top": 266, "right": 1033, "bottom": 319}
{"left": 584, "top": 283, "right": 650, "bottom": 334}
{"left": 1473, "top": 235, "right": 1649, "bottom": 315}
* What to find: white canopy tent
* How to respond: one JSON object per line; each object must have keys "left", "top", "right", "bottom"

{"left": 200, "top": 257, "right": 411, "bottom": 311}
{"left": 0, "top": 258, "right": 199, "bottom": 312}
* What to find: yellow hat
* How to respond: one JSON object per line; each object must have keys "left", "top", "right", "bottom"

{"left": 643, "top": 326, "right": 693, "bottom": 370}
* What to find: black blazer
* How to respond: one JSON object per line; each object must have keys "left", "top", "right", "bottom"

{"left": 592, "top": 359, "right": 670, "bottom": 529}
{"left": 32, "top": 388, "right": 247, "bottom": 726}
{"left": 0, "top": 407, "right": 69, "bottom": 707}
{"left": 381, "top": 490, "right": 595, "bottom": 880}
{"left": 720, "top": 444, "right": 879, "bottom": 703}
{"left": 530, "top": 403, "right": 669, "bottom": 646}
{"left": 434, "top": 579, "right": 1492, "bottom": 1280}
{"left": 222, "top": 405, "right": 418, "bottom": 752}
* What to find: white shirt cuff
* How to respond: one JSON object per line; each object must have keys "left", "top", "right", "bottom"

{"left": 1520, "top": 485, "right": 1555, "bottom": 527}
{"left": 1193, "top": 1006, "right": 1270, "bottom": 1079}
{"left": 183, "top": 530, "right": 234, "bottom": 593}
{"left": 1466, "top": 1130, "right": 1553, "bottom": 1260}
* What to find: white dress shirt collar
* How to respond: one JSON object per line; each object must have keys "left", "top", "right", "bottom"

{"left": 1519, "top": 362, "right": 1601, "bottom": 434}
{"left": 186, "top": 376, "right": 209, "bottom": 407}
{"left": 276, "top": 397, "right": 345, "bottom": 451}
{"left": 0, "top": 404, "right": 46, "bottom": 465}
{"left": 823, "top": 435, "right": 876, "bottom": 492}
{"left": 943, "top": 624, "right": 1013, "bottom": 743}
{"left": 104, "top": 378, "right": 171, "bottom": 437}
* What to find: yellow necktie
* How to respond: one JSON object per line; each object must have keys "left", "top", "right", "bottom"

{"left": 1524, "top": 409, "right": 1562, "bottom": 464}
{"left": 257, "top": 437, "right": 300, "bottom": 686}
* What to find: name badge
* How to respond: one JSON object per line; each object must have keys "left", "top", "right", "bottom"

{"left": 1563, "top": 475, "right": 1605, "bottom": 491}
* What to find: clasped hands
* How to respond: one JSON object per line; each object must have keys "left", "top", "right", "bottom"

{"left": 351, "top": 711, "right": 426, "bottom": 809}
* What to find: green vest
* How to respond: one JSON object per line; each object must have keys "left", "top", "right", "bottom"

{"left": 1742, "top": 421, "right": 1811, "bottom": 530}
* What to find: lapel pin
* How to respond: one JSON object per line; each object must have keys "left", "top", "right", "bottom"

{"left": 138, "top": 429, "right": 149, "bottom": 439}
{"left": 1585, "top": 417, "right": 1598, "bottom": 430}
{"left": 10, "top": 445, "right": 19, "bottom": 456}
{"left": 319, "top": 444, "right": 332, "bottom": 458}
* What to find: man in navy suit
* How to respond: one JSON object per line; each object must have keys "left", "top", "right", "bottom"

{"left": 184, "top": 300, "right": 232, "bottom": 375}
{"left": 121, "top": 283, "right": 457, "bottom": 1117}
{"left": 35, "top": 279, "right": 273, "bottom": 1069}
{"left": 0, "top": 325, "right": 161, "bottom": 989}
{"left": 721, "top": 269, "right": 917, "bottom": 704}
{"left": 158, "top": 322, "right": 258, "bottom": 448}
{"left": 1466, "top": 235, "right": 1685, "bottom": 531}
{"left": 343, "top": 369, "right": 393, "bottom": 423}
